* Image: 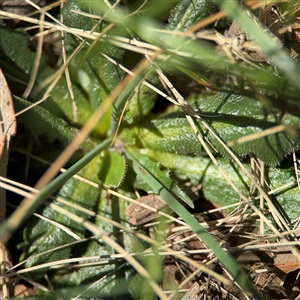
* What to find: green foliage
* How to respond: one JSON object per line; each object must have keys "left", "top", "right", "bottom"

{"left": 127, "top": 92, "right": 300, "bottom": 165}
{"left": 126, "top": 146, "right": 194, "bottom": 208}
{"left": 126, "top": 72, "right": 161, "bottom": 124}
{"left": 167, "top": 0, "right": 218, "bottom": 30}
{"left": 1, "top": 0, "right": 299, "bottom": 299}
{"left": 18, "top": 156, "right": 101, "bottom": 279}
{"left": 141, "top": 149, "right": 300, "bottom": 221}
{"left": 13, "top": 96, "right": 96, "bottom": 151}
{"left": 98, "top": 149, "right": 127, "bottom": 187}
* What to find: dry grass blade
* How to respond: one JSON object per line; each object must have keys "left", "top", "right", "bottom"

{"left": 1, "top": 1, "right": 299, "bottom": 298}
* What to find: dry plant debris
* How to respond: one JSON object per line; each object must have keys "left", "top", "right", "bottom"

{"left": 0, "top": 1, "right": 299, "bottom": 299}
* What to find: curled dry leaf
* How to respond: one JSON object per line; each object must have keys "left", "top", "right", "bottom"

{"left": 0, "top": 68, "right": 17, "bottom": 222}
{"left": 182, "top": 282, "right": 201, "bottom": 300}
{"left": 0, "top": 69, "right": 30, "bottom": 299}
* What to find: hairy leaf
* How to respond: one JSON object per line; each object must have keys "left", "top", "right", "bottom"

{"left": 125, "top": 146, "right": 194, "bottom": 208}
{"left": 142, "top": 149, "right": 300, "bottom": 221}
{"left": 18, "top": 156, "right": 102, "bottom": 279}
{"left": 126, "top": 92, "right": 300, "bottom": 165}
{"left": 125, "top": 146, "right": 262, "bottom": 300}
{"left": 126, "top": 72, "right": 161, "bottom": 124}
{"left": 98, "top": 149, "right": 127, "bottom": 188}
{"left": 13, "top": 96, "right": 96, "bottom": 151}
{"left": 46, "top": 189, "right": 144, "bottom": 299}
{"left": 0, "top": 5, "right": 124, "bottom": 136}
{"left": 167, "top": 0, "right": 218, "bottom": 31}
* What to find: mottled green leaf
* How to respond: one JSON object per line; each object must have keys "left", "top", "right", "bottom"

{"left": 0, "top": 2, "right": 124, "bottom": 136}
{"left": 127, "top": 72, "right": 160, "bottom": 124}
{"left": 47, "top": 189, "right": 144, "bottom": 299}
{"left": 125, "top": 147, "right": 262, "bottom": 300}
{"left": 18, "top": 156, "right": 102, "bottom": 279}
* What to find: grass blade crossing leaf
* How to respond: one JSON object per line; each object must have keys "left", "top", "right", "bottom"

{"left": 126, "top": 146, "right": 194, "bottom": 208}
{"left": 125, "top": 146, "right": 263, "bottom": 300}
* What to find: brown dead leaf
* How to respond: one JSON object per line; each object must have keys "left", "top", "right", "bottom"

{"left": 125, "top": 195, "right": 166, "bottom": 226}
{"left": 0, "top": 68, "right": 17, "bottom": 222}
{"left": 274, "top": 248, "right": 300, "bottom": 274}
{"left": 0, "top": 0, "right": 46, "bottom": 26}
{"left": 274, "top": 230, "right": 300, "bottom": 274}
{"left": 182, "top": 282, "right": 201, "bottom": 300}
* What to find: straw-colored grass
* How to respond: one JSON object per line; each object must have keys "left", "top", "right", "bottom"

{"left": 0, "top": 1, "right": 299, "bottom": 299}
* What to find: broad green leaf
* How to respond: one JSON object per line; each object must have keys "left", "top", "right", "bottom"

{"left": 126, "top": 72, "right": 161, "bottom": 124}
{"left": 0, "top": 4, "right": 124, "bottom": 136}
{"left": 0, "top": 23, "right": 90, "bottom": 129}
{"left": 98, "top": 149, "right": 127, "bottom": 188}
{"left": 62, "top": 0, "right": 125, "bottom": 135}
{"left": 125, "top": 92, "right": 300, "bottom": 165}
{"left": 0, "top": 23, "right": 53, "bottom": 97}
{"left": 125, "top": 147, "right": 194, "bottom": 208}
{"left": 13, "top": 96, "right": 96, "bottom": 151}
{"left": 46, "top": 189, "right": 145, "bottom": 299}
{"left": 110, "top": 64, "right": 153, "bottom": 134}
{"left": 2, "top": 138, "right": 112, "bottom": 245}
{"left": 142, "top": 149, "right": 300, "bottom": 221}
{"left": 18, "top": 155, "right": 102, "bottom": 279}
{"left": 125, "top": 146, "right": 263, "bottom": 300}
{"left": 14, "top": 138, "right": 145, "bottom": 296}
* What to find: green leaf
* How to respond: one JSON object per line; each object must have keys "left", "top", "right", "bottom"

{"left": 125, "top": 147, "right": 194, "bottom": 208}
{"left": 13, "top": 96, "right": 96, "bottom": 151}
{"left": 98, "top": 149, "right": 127, "bottom": 188}
{"left": 125, "top": 92, "right": 300, "bottom": 165}
{"left": 142, "top": 149, "right": 300, "bottom": 221}
{"left": 125, "top": 146, "right": 263, "bottom": 300}
{"left": 2, "top": 138, "right": 112, "bottom": 244}
{"left": 167, "top": 0, "right": 218, "bottom": 31}
{"left": 0, "top": 3, "right": 124, "bottom": 136}
{"left": 47, "top": 189, "right": 144, "bottom": 299}
{"left": 126, "top": 72, "right": 161, "bottom": 124}
{"left": 18, "top": 155, "right": 102, "bottom": 279}
{"left": 61, "top": 0, "right": 125, "bottom": 134}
